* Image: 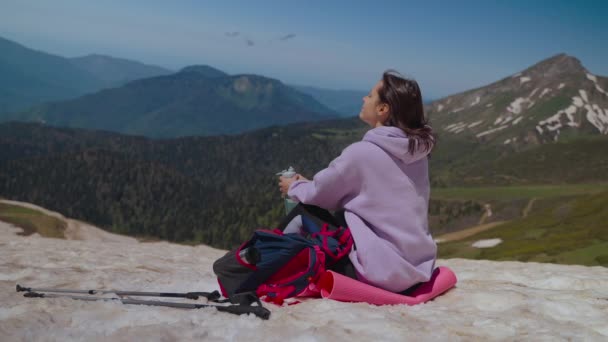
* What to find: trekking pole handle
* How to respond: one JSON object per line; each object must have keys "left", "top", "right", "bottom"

{"left": 215, "top": 305, "right": 271, "bottom": 320}
{"left": 16, "top": 284, "right": 30, "bottom": 292}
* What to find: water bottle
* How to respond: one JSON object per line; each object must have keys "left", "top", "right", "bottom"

{"left": 276, "top": 166, "right": 299, "bottom": 214}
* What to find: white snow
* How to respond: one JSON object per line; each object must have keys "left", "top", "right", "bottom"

{"left": 470, "top": 96, "right": 480, "bottom": 106}
{"left": 585, "top": 104, "right": 608, "bottom": 134}
{"left": 451, "top": 107, "right": 465, "bottom": 113}
{"left": 595, "top": 84, "right": 608, "bottom": 96}
{"left": 539, "top": 108, "right": 570, "bottom": 132}
{"left": 559, "top": 106, "right": 580, "bottom": 128}
{"left": 503, "top": 139, "right": 511, "bottom": 145}
{"left": 536, "top": 87, "right": 607, "bottom": 134}
{"left": 520, "top": 76, "right": 531, "bottom": 84}
{"left": 445, "top": 122, "right": 467, "bottom": 134}
{"left": 471, "top": 238, "right": 503, "bottom": 248}
{"left": 2, "top": 218, "right": 608, "bottom": 341}
{"left": 539, "top": 88, "right": 552, "bottom": 98}
{"left": 573, "top": 96, "right": 584, "bottom": 107}
{"left": 534, "top": 85, "right": 608, "bottom": 134}
{"left": 486, "top": 103, "right": 493, "bottom": 107}
{"left": 586, "top": 73, "right": 597, "bottom": 82}
{"left": 512, "top": 72, "right": 522, "bottom": 78}
{"left": 530, "top": 87, "right": 540, "bottom": 97}
{"left": 446, "top": 98, "right": 452, "bottom": 104}
{"left": 527, "top": 101, "right": 536, "bottom": 109}
{"left": 507, "top": 97, "right": 528, "bottom": 115}
{"left": 558, "top": 83, "right": 566, "bottom": 89}
{"left": 512, "top": 117, "right": 523, "bottom": 125}
{"left": 476, "top": 125, "right": 509, "bottom": 138}
{"left": 494, "top": 117, "right": 503, "bottom": 125}
{"left": 536, "top": 126, "right": 543, "bottom": 134}
{"left": 437, "top": 104, "right": 444, "bottom": 112}
{"left": 467, "top": 120, "right": 483, "bottom": 128}
{"left": 579, "top": 90, "right": 589, "bottom": 103}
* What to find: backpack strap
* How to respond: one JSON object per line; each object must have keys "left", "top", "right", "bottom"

{"left": 256, "top": 245, "right": 325, "bottom": 305}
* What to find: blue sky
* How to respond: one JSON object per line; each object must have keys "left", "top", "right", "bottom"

{"left": 1, "top": 0, "right": 606, "bottom": 99}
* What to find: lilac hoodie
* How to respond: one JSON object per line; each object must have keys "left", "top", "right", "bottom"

{"left": 288, "top": 126, "right": 436, "bottom": 292}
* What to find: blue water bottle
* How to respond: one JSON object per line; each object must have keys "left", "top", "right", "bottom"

{"left": 276, "top": 166, "right": 299, "bottom": 214}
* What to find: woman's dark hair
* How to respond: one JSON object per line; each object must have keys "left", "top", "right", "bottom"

{"left": 377, "top": 70, "right": 435, "bottom": 154}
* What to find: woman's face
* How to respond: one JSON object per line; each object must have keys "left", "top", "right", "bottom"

{"left": 359, "top": 81, "right": 387, "bottom": 127}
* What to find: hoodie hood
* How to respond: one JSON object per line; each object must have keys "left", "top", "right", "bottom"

{"left": 363, "top": 126, "right": 431, "bottom": 164}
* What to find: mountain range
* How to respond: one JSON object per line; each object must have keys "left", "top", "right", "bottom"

{"left": 15, "top": 67, "right": 337, "bottom": 137}
{"left": 1, "top": 35, "right": 363, "bottom": 137}
{"left": 0, "top": 36, "right": 172, "bottom": 114}
{"left": 1, "top": 35, "right": 607, "bottom": 247}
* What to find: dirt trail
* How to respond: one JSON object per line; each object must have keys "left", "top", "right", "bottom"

{"left": 522, "top": 197, "right": 537, "bottom": 218}
{"left": 435, "top": 221, "right": 507, "bottom": 243}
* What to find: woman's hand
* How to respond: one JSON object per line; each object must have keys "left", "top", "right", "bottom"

{"left": 278, "top": 174, "right": 309, "bottom": 196}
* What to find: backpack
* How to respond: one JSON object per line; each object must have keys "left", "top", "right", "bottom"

{"left": 213, "top": 204, "right": 353, "bottom": 305}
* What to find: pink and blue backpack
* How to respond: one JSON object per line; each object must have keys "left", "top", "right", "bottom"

{"left": 213, "top": 206, "right": 353, "bottom": 305}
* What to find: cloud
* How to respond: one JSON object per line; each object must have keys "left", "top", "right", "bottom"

{"left": 225, "top": 31, "right": 240, "bottom": 37}
{"left": 279, "top": 33, "right": 296, "bottom": 41}
{"left": 245, "top": 39, "right": 255, "bottom": 46}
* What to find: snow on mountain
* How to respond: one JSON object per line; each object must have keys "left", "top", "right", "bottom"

{"left": 428, "top": 54, "right": 608, "bottom": 145}
{"left": 1, "top": 218, "right": 608, "bottom": 340}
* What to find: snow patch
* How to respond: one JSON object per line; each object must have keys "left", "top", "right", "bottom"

{"left": 585, "top": 104, "right": 608, "bottom": 134}
{"left": 539, "top": 88, "right": 552, "bottom": 98}
{"left": 512, "top": 72, "right": 522, "bottom": 78}
{"left": 451, "top": 107, "right": 465, "bottom": 113}
{"left": 527, "top": 101, "right": 536, "bottom": 109}
{"left": 595, "top": 84, "right": 608, "bottom": 96}
{"left": 507, "top": 97, "right": 528, "bottom": 115}
{"left": 472, "top": 239, "right": 503, "bottom": 248}
{"left": 520, "top": 77, "right": 531, "bottom": 84}
{"left": 512, "top": 117, "right": 523, "bottom": 125}
{"left": 3, "top": 210, "right": 608, "bottom": 340}
{"left": 586, "top": 73, "right": 597, "bottom": 82}
{"left": 468, "top": 120, "right": 484, "bottom": 128}
{"left": 536, "top": 85, "right": 608, "bottom": 133}
{"left": 437, "top": 104, "right": 444, "bottom": 112}
{"left": 536, "top": 126, "right": 543, "bottom": 134}
{"left": 529, "top": 88, "right": 540, "bottom": 97}
{"left": 558, "top": 83, "right": 565, "bottom": 89}
{"left": 573, "top": 96, "right": 584, "bottom": 107}
{"left": 476, "top": 125, "right": 509, "bottom": 138}
{"left": 445, "top": 122, "right": 467, "bottom": 134}
{"left": 503, "top": 139, "right": 511, "bottom": 145}
{"left": 486, "top": 103, "right": 493, "bottom": 107}
{"left": 470, "top": 96, "right": 481, "bottom": 106}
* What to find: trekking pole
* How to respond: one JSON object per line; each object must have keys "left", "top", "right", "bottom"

{"left": 16, "top": 284, "right": 220, "bottom": 301}
{"left": 21, "top": 291, "right": 271, "bottom": 320}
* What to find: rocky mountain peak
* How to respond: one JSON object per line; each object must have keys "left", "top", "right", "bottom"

{"left": 523, "top": 53, "right": 586, "bottom": 79}
{"left": 178, "top": 65, "right": 228, "bottom": 78}
{"left": 427, "top": 54, "right": 608, "bottom": 146}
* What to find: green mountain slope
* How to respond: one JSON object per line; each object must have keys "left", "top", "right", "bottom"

{"left": 1, "top": 121, "right": 607, "bottom": 249}
{"left": 18, "top": 72, "right": 338, "bottom": 137}
{"left": 438, "top": 191, "right": 608, "bottom": 266}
